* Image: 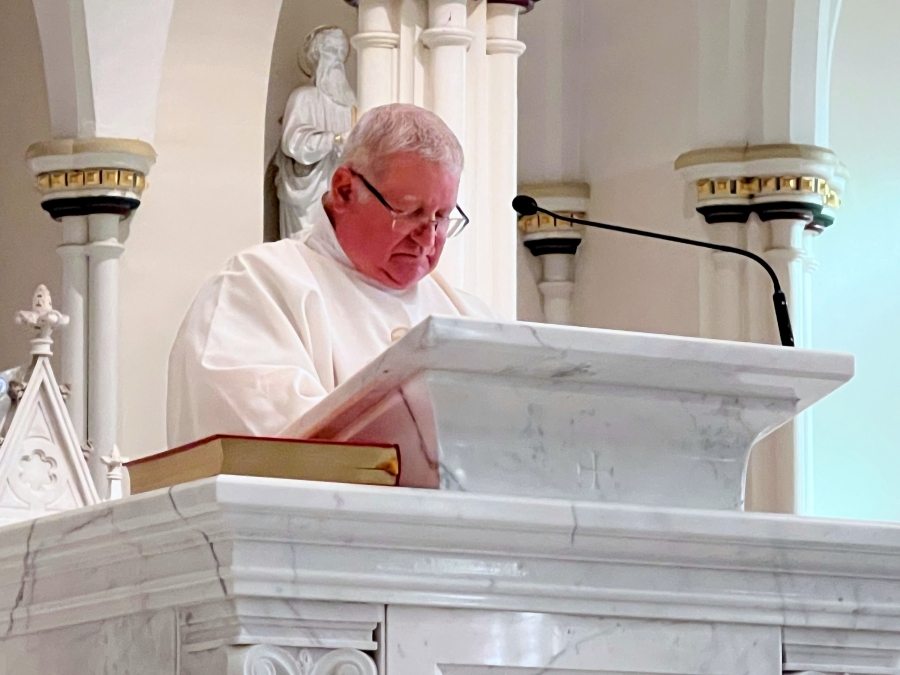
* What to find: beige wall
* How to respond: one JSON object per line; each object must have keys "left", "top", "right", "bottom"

{"left": 0, "top": 0, "right": 59, "bottom": 369}
{"left": 518, "top": 0, "right": 702, "bottom": 336}
{"left": 118, "top": 0, "right": 361, "bottom": 458}
{"left": 118, "top": 0, "right": 285, "bottom": 457}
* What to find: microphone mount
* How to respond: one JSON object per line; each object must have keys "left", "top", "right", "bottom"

{"left": 513, "top": 195, "right": 795, "bottom": 347}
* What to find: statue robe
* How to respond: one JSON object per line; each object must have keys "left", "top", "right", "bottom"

{"left": 167, "top": 199, "right": 492, "bottom": 447}
{"left": 275, "top": 86, "right": 352, "bottom": 239}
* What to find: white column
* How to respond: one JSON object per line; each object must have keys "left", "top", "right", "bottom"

{"left": 422, "top": 0, "right": 473, "bottom": 139}
{"left": 421, "top": 0, "right": 474, "bottom": 289}
{"left": 57, "top": 215, "right": 88, "bottom": 442}
{"left": 538, "top": 254, "right": 575, "bottom": 325}
{"left": 704, "top": 222, "right": 744, "bottom": 342}
{"left": 486, "top": 2, "right": 525, "bottom": 320}
{"left": 796, "top": 229, "right": 820, "bottom": 515}
{"left": 745, "top": 216, "right": 811, "bottom": 513}
{"left": 87, "top": 213, "right": 124, "bottom": 498}
{"left": 351, "top": 0, "right": 399, "bottom": 114}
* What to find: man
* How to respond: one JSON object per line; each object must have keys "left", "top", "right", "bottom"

{"left": 275, "top": 26, "right": 356, "bottom": 238}
{"left": 168, "top": 104, "right": 492, "bottom": 446}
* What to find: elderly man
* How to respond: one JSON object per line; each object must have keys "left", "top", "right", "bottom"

{"left": 167, "top": 104, "right": 491, "bottom": 446}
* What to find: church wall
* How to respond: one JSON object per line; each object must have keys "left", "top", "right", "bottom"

{"left": 117, "top": 0, "right": 284, "bottom": 457}
{"left": 263, "top": 0, "right": 358, "bottom": 242}
{"left": 518, "top": 0, "right": 703, "bottom": 336}
{"left": 0, "top": 0, "right": 59, "bottom": 369}
{"left": 810, "top": 0, "right": 900, "bottom": 522}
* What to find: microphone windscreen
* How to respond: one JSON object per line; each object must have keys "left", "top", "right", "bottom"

{"left": 512, "top": 195, "right": 539, "bottom": 216}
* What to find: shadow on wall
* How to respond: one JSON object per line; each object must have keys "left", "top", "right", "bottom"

{"left": 0, "top": 0, "right": 59, "bottom": 369}
{"left": 263, "top": 0, "right": 358, "bottom": 242}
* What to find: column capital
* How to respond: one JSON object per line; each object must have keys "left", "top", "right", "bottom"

{"left": 487, "top": 0, "right": 541, "bottom": 12}
{"left": 25, "top": 138, "right": 156, "bottom": 221}
{"left": 675, "top": 144, "right": 848, "bottom": 230}
{"left": 486, "top": 37, "right": 526, "bottom": 56}
{"left": 518, "top": 182, "right": 588, "bottom": 257}
{"left": 350, "top": 31, "right": 399, "bottom": 50}
{"left": 421, "top": 27, "right": 476, "bottom": 50}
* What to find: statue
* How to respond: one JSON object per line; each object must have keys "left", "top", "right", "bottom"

{"left": 275, "top": 26, "right": 357, "bottom": 239}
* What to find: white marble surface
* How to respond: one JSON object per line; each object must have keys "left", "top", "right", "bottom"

{"left": 0, "top": 477, "right": 899, "bottom": 673}
{"left": 294, "top": 317, "right": 854, "bottom": 509}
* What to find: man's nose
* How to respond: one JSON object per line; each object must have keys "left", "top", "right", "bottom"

{"left": 409, "top": 221, "right": 437, "bottom": 250}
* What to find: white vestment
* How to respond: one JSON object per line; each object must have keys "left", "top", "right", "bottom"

{"left": 167, "top": 200, "right": 492, "bottom": 447}
{"left": 275, "top": 86, "right": 353, "bottom": 238}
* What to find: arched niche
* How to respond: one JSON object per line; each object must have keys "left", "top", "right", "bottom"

{"left": 263, "top": 0, "right": 358, "bottom": 242}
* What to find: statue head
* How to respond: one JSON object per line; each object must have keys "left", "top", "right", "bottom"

{"left": 299, "top": 26, "right": 356, "bottom": 107}
{"left": 324, "top": 104, "right": 467, "bottom": 291}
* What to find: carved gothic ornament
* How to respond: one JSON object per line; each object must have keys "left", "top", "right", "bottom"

{"left": 241, "top": 645, "right": 376, "bottom": 675}
{"left": 0, "top": 286, "right": 99, "bottom": 526}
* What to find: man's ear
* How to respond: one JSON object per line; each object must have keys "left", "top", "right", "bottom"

{"left": 330, "top": 167, "right": 354, "bottom": 210}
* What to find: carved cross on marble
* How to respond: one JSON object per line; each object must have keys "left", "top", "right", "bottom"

{"left": 577, "top": 450, "right": 615, "bottom": 496}
{"left": 15, "top": 285, "right": 68, "bottom": 357}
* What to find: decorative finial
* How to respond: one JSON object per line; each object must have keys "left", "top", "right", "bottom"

{"left": 101, "top": 445, "right": 129, "bottom": 501}
{"left": 15, "top": 285, "right": 69, "bottom": 357}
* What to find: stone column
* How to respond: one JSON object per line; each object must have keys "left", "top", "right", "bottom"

{"left": 518, "top": 183, "right": 589, "bottom": 325}
{"left": 486, "top": 1, "right": 526, "bottom": 320}
{"left": 421, "top": 0, "right": 473, "bottom": 139}
{"left": 675, "top": 145, "right": 846, "bottom": 513}
{"left": 419, "top": 0, "right": 474, "bottom": 287}
{"left": 26, "top": 138, "right": 156, "bottom": 496}
{"left": 350, "top": 0, "right": 399, "bottom": 113}
{"left": 57, "top": 216, "right": 88, "bottom": 441}
{"left": 87, "top": 212, "right": 125, "bottom": 494}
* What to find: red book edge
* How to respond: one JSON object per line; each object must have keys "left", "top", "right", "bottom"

{"left": 124, "top": 434, "right": 400, "bottom": 478}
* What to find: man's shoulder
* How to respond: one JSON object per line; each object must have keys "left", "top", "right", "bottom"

{"left": 219, "top": 237, "right": 320, "bottom": 288}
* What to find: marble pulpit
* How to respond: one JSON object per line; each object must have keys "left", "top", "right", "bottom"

{"left": 3, "top": 319, "right": 898, "bottom": 675}
{"left": 294, "top": 317, "right": 853, "bottom": 510}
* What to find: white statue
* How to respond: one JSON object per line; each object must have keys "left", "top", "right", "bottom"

{"left": 275, "top": 25, "right": 357, "bottom": 239}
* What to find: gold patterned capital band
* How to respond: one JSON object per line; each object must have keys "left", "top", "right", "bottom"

{"left": 36, "top": 168, "right": 147, "bottom": 194}
{"left": 696, "top": 175, "right": 840, "bottom": 209}
{"left": 518, "top": 211, "right": 586, "bottom": 234}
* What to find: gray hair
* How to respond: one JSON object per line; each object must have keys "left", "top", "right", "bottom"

{"left": 341, "top": 104, "right": 464, "bottom": 178}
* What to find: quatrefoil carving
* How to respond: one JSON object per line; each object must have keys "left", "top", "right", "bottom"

{"left": 19, "top": 449, "right": 57, "bottom": 492}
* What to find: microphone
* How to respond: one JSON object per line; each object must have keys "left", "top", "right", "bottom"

{"left": 513, "top": 195, "right": 795, "bottom": 347}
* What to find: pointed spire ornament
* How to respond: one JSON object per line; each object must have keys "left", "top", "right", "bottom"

{"left": 15, "top": 284, "right": 69, "bottom": 357}
{"left": 0, "top": 285, "right": 99, "bottom": 526}
{"left": 101, "top": 445, "right": 129, "bottom": 500}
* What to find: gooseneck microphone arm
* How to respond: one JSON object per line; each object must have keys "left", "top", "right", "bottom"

{"left": 512, "top": 195, "right": 795, "bottom": 347}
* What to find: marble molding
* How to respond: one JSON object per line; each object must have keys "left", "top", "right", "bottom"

{"left": 291, "top": 317, "right": 853, "bottom": 510}
{"left": 1, "top": 477, "right": 900, "bottom": 673}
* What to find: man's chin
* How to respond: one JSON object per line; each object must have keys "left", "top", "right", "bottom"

{"left": 383, "top": 257, "right": 432, "bottom": 289}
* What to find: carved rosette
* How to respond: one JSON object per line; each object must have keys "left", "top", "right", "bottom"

{"left": 241, "top": 646, "right": 377, "bottom": 675}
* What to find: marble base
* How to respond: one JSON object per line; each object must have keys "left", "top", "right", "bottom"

{"left": 294, "top": 317, "right": 853, "bottom": 510}
{"left": 1, "top": 477, "right": 899, "bottom": 674}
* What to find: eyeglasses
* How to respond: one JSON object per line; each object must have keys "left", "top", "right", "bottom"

{"left": 349, "top": 169, "right": 470, "bottom": 238}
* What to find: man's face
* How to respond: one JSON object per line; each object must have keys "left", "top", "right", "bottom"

{"left": 329, "top": 153, "right": 460, "bottom": 290}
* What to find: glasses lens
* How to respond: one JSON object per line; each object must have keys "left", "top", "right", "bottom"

{"left": 446, "top": 218, "right": 467, "bottom": 238}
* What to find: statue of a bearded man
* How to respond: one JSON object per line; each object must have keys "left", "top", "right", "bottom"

{"left": 275, "top": 26, "right": 357, "bottom": 239}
